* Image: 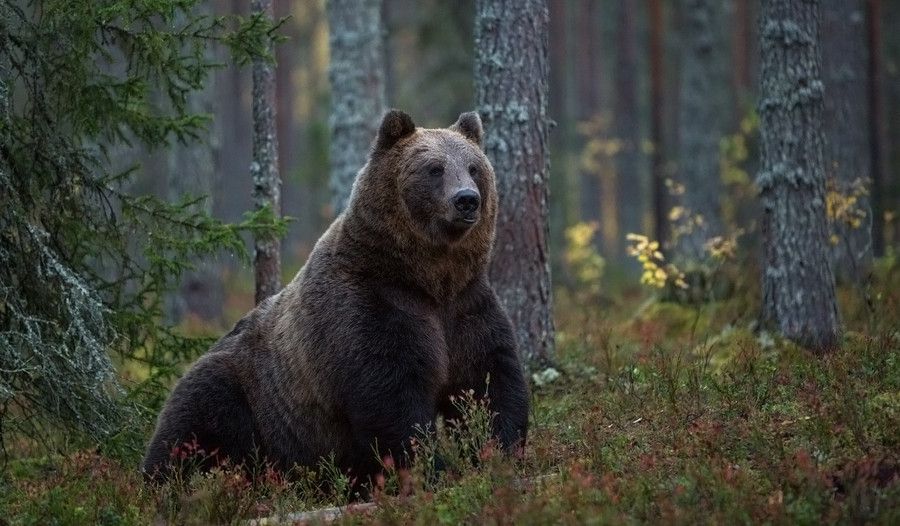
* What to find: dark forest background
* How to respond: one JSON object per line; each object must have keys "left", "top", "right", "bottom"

{"left": 2, "top": 1, "right": 899, "bottom": 523}
{"left": 132, "top": 0, "right": 898, "bottom": 325}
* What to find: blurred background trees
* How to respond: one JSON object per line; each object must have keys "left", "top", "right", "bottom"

{"left": 130, "top": 0, "right": 900, "bottom": 298}
{"left": 3, "top": 0, "right": 900, "bottom": 458}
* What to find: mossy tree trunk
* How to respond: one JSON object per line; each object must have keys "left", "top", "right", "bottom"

{"left": 251, "top": 0, "right": 282, "bottom": 305}
{"left": 475, "top": 0, "right": 555, "bottom": 367}
{"left": 757, "top": 0, "right": 840, "bottom": 351}
{"left": 675, "top": 0, "right": 727, "bottom": 263}
{"left": 327, "top": 0, "right": 386, "bottom": 215}
{"left": 821, "top": 0, "right": 874, "bottom": 281}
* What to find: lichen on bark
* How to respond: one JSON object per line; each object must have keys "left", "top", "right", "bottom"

{"left": 251, "top": 0, "right": 282, "bottom": 304}
{"left": 475, "top": 0, "right": 555, "bottom": 367}
{"left": 756, "top": 0, "right": 840, "bottom": 351}
{"left": 326, "top": 0, "right": 386, "bottom": 215}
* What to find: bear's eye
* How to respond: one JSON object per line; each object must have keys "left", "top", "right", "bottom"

{"left": 428, "top": 165, "right": 444, "bottom": 178}
{"left": 468, "top": 165, "right": 479, "bottom": 177}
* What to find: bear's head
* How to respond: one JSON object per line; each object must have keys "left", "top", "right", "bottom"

{"left": 346, "top": 110, "right": 497, "bottom": 259}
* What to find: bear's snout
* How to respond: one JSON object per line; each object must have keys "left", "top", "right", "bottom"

{"left": 452, "top": 189, "right": 480, "bottom": 221}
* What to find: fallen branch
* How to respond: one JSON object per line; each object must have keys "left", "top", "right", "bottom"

{"left": 248, "top": 502, "right": 377, "bottom": 525}
{"left": 247, "top": 474, "right": 557, "bottom": 525}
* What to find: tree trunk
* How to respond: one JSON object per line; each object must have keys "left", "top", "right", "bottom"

{"left": 576, "top": 0, "right": 601, "bottom": 227}
{"left": 733, "top": 0, "right": 752, "bottom": 101}
{"left": 251, "top": 0, "right": 282, "bottom": 305}
{"left": 648, "top": 0, "right": 667, "bottom": 245}
{"left": 675, "top": 0, "right": 727, "bottom": 263}
{"left": 821, "top": 0, "right": 874, "bottom": 281}
{"left": 757, "top": 0, "right": 840, "bottom": 351}
{"left": 867, "top": 0, "right": 887, "bottom": 257}
{"left": 0, "top": 2, "right": 10, "bottom": 165}
{"left": 882, "top": 0, "right": 900, "bottom": 249}
{"left": 475, "top": 0, "right": 555, "bottom": 366}
{"left": 327, "top": 0, "right": 386, "bottom": 215}
{"left": 382, "top": 0, "right": 395, "bottom": 105}
{"left": 614, "top": 1, "right": 641, "bottom": 257}
{"left": 275, "top": 0, "right": 296, "bottom": 179}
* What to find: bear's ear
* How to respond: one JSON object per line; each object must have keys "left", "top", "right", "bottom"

{"left": 376, "top": 109, "right": 416, "bottom": 151}
{"left": 450, "top": 111, "right": 483, "bottom": 147}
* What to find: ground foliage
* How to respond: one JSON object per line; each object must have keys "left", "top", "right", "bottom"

{"left": 1, "top": 259, "right": 897, "bottom": 524}
{"left": 0, "top": 0, "right": 286, "bottom": 459}
{"left": 1, "top": 2, "right": 898, "bottom": 523}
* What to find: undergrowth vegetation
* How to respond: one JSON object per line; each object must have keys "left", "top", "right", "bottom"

{"left": 1, "top": 255, "right": 898, "bottom": 525}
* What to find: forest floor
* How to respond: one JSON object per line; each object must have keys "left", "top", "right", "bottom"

{"left": 2, "top": 258, "right": 899, "bottom": 525}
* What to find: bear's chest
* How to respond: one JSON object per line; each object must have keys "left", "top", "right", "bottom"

{"left": 440, "top": 309, "right": 492, "bottom": 385}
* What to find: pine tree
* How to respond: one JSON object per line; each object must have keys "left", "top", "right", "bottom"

{"left": 475, "top": 0, "right": 555, "bottom": 366}
{"left": 327, "top": 0, "right": 386, "bottom": 214}
{"left": 167, "top": 4, "right": 225, "bottom": 324}
{"left": 251, "top": 0, "right": 283, "bottom": 305}
{"left": 0, "top": 0, "right": 282, "bottom": 454}
{"left": 757, "top": 0, "right": 840, "bottom": 350}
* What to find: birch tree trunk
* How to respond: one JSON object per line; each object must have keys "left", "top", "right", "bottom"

{"left": 757, "top": 0, "right": 840, "bottom": 351}
{"left": 251, "top": 0, "right": 282, "bottom": 305}
{"left": 475, "top": 0, "right": 555, "bottom": 366}
{"left": 675, "top": 0, "right": 727, "bottom": 263}
{"left": 821, "top": 0, "right": 873, "bottom": 281}
{"left": 327, "top": 0, "right": 386, "bottom": 215}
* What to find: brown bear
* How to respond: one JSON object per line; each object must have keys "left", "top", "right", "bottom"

{"left": 142, "top": 109, "right": 530, "bottom": 485}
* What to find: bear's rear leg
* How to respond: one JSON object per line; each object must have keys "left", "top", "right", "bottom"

{"left": 142, "top": 353, "right": 261, "bottom": 481}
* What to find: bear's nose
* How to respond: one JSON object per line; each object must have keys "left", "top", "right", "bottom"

{"left": 452, "top": 189, "right": 480, "bottom": 213}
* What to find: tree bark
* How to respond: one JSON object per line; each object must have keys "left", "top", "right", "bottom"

{"left": 733, "top": 0, "right": 752, "bottom": 100}
{"left": 576, "top": 0, "right": 601, "bottom": 227}
{"left": 757, "top": 0, "right": 840, "bottom": 351}
{"left": 475, "top": 0, "right": 555, "bottom": 366}
{"left": 882, "top": 0, "right": 900, "bottom": 249}
{"left": 867, "top": 0, "right": 886, "bottom": 257}
{"left": 382, "top": 0, "right": 395, "bottom": 105}
{"left": 327, "top": 0, "right": 386, "bottom": 215}
{"left": 614, "top": 1, "right": 641, "bottom": 255}
{"left": 675, "top": 0, "right": 727, "bottom": 263}
{"left": 648, "top": 0, "right": 667, "bottom": 246}
{"left": 251, "top": 0, "right": 282, "bottom": 305}
{"left": 821, "top": 0, "right": 874, "bottom": 280}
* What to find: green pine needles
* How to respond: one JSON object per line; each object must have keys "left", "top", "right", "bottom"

{"left": 0, "top": 0, "right": 286, "bottom": 462}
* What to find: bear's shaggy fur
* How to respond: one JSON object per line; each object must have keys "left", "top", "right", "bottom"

{"left": 142, "top": 110, "right": 530, "bottom": 483}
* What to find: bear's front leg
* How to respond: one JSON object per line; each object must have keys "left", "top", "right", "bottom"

{"left": 343, "top": 378, "right": 437, "bottom": 480}
{"left": 480, "top": 293, "right": 530, "bottom": 454}
{"left": 333, "top": 300, "right": 446, "bottom": 485}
